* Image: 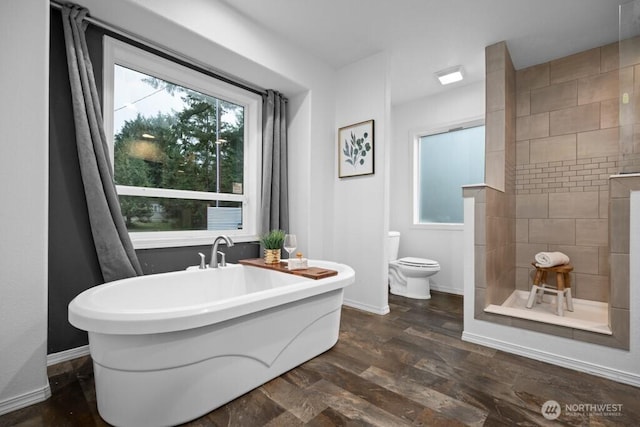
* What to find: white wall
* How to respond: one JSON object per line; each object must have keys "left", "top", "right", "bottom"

{"left": 462, "top": 191, "right": 640, "bottom": 387}
{"left": 334, "top": 52, "right": 391, "bottom": 314}
{"left": 390, "top": 81, "right": 485, "bottom": 294}
{"left": 0, "top": 0, "right": 50, "bottom": 415}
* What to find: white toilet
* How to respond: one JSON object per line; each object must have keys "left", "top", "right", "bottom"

{"left": 388, "top": 231, "right": 440, "bottom": 300}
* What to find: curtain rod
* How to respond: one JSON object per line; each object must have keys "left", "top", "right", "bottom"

{"left": 49, "top": 0, "right": 268, "bottom": 98}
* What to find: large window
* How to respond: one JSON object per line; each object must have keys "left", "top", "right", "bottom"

{"left": 414, "top": 122, "right": 485, "bottom": 225}
{"left": 103, "top": 38, "right": 261, "bottom": 248}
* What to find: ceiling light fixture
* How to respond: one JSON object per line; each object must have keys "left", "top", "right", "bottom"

{"left": 435, "top": 65, "right": 464, "bottom": 85}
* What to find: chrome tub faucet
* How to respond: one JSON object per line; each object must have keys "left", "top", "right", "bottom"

{"left": 210, "top": 235, "right": 234, "bottom": 268}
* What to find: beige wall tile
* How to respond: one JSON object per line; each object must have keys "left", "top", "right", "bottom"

{"left": 511, "top": 317, "right": 575, "bottom": 338}
{"left": 516, "top": 91, "right": 530, "bottom": 117}
{"left": 486, "top": 151, "right": 505, "bottom": 191}
{"left": 486, "top": 247, "right": 498, "bottom": 285}
{"left": 505, "top": 113, "right": 516, "bottom": 165}
{"left": 516, "top": 63, "right": 549, "bottom": 92}
{"left": 529, "top": 218, "right": 576, "bottom": 244}
{"left": 613, "top": 176, "right": 640, "bottom": 196}
{"left": 610, "top": 177, "right": 632, "bottom": 198}
{"left": 475, "top": 245, "right": 486, "bottom": 287}
{"left": 599, "top": 246, "right": 610, "bottom": 277}
{"left": 516, "top": 218, "right": 529, "bottom": 243}
{"left": 516, "top": 112, "right": 549, "bottom": 141}
{"left": 600, "top": 98, "right": 619, "bottom": 129}
{"left": 486, "top": 188, "right": 507, "bottom": 217}
{"left": 530, "top": 80, "right": 577, "bottom": 114}
{"left": 475, "top": 202, "right": 486, "bottom": 245}
{"left": 600, "top": 42, "right": 619, "bottom": 73}
{"left": 577, "top": 70, "right": 619, "bottom": 105}
{"left": 576, "top": 219, "right": 609, "bottom": 246}
{"left": 486, "top": 110, "right": 505, "bottom": 153}
{"left": 464, "top": 186, "right": 486, "bottom": 202}
{"left": 549, "top": 103, "right": 600, "bottom": 136}
{"left": 610, "top": 253, "right": 629, "bottom": 310}
{"left": 609, "top": 308, "right": 630, "bottom": 350}
{"left": 577, "top": 127, "right": 620, "bottom": 159}
{"left": 487, "top": 278, "right": 514, "bottom": 306}
{"left": 516, "top": 267, "right": 532, "bottom": 290}
{"left": 486, "top": 216, "right": 510, "bottom": 251}
{"left": 550, "top": 47, "right": 600, "bottom": 84}
{"left": 516, "top": 193, "right": 549, "bottom": 218}
{"left": 573, "top": 308, "right": 628, "bottom": 349}
{"left": 619, "top": 102, "right": 635, "bottom": 127}
{"left": 475, "top": 287, "right": 488, "bottom": 314}
{"left": 486, "top": 69, "right": 505, "bottom": 113}
{"left": 516, "top": 242, "right": 549, "bottom": 267}
{"left": 506, "top": 53, "right": 516, "bottom": 104}
{"left": 610, "top": 176, "right": 640, "bottom": 196}
{"left": 549, "top": 244, "right": 599, "bottom": 275}
{"left": 549, "top": 191, "right": 599, "bottom": 219}
{"left": 486, "top": 42, "right": 506, "bottom": 73}
{"left": 529, "top": 134, "right": 576, "bottom": 164}
{"left": 620, "top": 35, "right": 640, "bottom": 68}
{"left": 610, "top": 198, "right": 630, "bottom": 254}
{"left": 482, "top": 42, "right": 634, "bottom": 349}
{"left": 516, "top": 141, "right": 530, "bottom": 165}
{"left": 621, "top": 66, "right": 634, "bottom": 95}
{"left": 574, "top": 273, "right": 609, "bottom": 302}
{"left": 599, "top": 190, "right": 609, "bottom": 219}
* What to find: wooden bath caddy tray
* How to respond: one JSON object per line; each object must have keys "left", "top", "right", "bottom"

{"left": 238, "top": 258, "right": 338, "bottom": 280}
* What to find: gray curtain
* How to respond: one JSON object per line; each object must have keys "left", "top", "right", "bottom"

{"left": 260, "top": 90, "right": 289, "bottom": 234}
{"left": 62, "top": 5, "right": 142, "bottom": 282}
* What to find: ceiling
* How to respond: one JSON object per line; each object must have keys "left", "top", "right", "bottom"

{"left": 220, "top": 0, "right": 627, "bottom": 105}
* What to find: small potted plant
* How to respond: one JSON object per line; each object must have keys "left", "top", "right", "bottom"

{"left": 260, "top": 229, "right": 285, "bottom": 264}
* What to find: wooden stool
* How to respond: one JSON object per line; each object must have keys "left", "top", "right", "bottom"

{"left": 526, "top": 262, "right": 574, "bottom": 316}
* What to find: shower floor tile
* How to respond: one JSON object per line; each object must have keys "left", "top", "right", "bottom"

{"left": 484, "top": 290, "right": 612, "bottom": 335}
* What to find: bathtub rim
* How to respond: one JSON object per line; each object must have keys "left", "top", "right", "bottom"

{"left": 68, "top": 260, "right": 354, "bottom": 335}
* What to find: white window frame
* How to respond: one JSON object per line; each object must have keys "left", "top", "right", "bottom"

{"left": 103, "top": 37, "right": 262, "bottom": 249}
{"left": 412, "top": 117, "right": 485, "bottom": 230}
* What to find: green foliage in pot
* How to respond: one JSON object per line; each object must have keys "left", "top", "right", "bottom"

{"left": 260, "top": 229, "right": 286, "bottom": 249}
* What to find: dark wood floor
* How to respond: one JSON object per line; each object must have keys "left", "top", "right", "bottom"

{"left": 2, "top": 292, "right": 639, "bottom": 426}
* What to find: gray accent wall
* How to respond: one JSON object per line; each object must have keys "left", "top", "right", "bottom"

{"left": 48, "top": 9, "right": 259, "bottom": 354}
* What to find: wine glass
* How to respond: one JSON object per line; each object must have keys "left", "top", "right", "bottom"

{"left": 283, "top": 234, "right": 297, "bottom": 262}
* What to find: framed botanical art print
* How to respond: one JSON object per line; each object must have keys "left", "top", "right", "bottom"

{"left": 338, "top": 119, "right": 374, "bottom": 178}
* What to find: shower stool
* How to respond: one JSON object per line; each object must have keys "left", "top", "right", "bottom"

{"left": 526, "top": 262, "right": 574, "bottom": 316}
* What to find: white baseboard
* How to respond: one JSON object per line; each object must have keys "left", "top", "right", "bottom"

{"left": 462, "top": 331, "right": 640, "bottom": 388}
{"left": 430, "top": 284, "right": 464, "bottom": 296}
{"left": 0, "top": 384, "right": 51, "bottom": 417}
{"left": 47, "top": 345, "right": 90, "bottom": 366}
{"left": 0, "top": 346, "right": 91, "bottom": 417}
{"left": 343, "top": 299, "right": 390, "bottom": 315}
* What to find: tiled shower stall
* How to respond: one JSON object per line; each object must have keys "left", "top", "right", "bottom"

{"left": 466, "top": 31, "right": 640, "bottom": 349}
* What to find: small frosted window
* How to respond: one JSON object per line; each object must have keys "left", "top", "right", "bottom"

{"left": 417, "top": 125, "right": 485, "bottom": 223}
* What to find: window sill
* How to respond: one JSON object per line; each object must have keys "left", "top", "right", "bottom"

{"left": 411, "top": 223, "right": 463, "bottom": 231}
{"left": 130, "top": 231, "right": 259, "bottom": 249}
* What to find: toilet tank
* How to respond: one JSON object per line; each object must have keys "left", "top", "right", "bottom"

{"left": 388, "top": 231, "right": 400, "bottom": 262}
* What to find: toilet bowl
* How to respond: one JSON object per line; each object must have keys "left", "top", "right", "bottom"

{"left": 388, "top": 231, "right": 440, "bottom": 300}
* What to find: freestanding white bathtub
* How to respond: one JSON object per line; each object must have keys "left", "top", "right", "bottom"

{"left": 68, "top": 260, "right": 354, "bottom": 427}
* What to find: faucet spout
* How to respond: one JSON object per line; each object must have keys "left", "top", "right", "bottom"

{"left": 210, "top": 235, "right": 234, "bottom": 269}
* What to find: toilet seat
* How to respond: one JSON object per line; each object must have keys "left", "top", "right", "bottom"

{"left": 397, "top": 257, "right": 439, "bottom": 268}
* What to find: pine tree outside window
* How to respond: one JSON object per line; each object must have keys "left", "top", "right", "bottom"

{"left": 103, "top": 38, "right": 261, "bottom": 248}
